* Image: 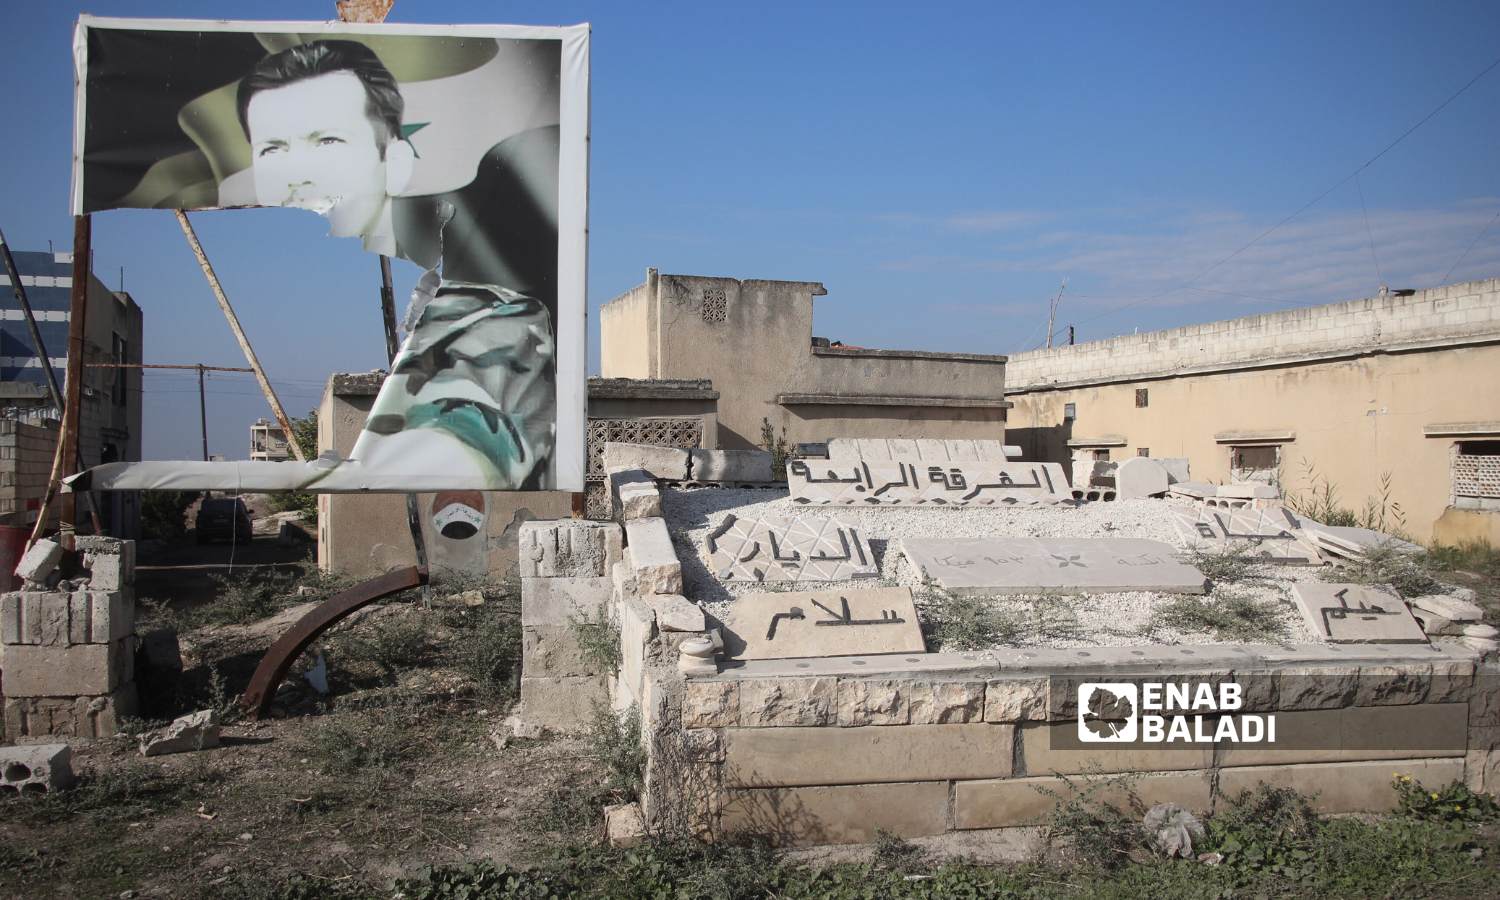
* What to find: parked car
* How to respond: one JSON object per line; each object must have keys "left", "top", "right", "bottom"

{"left": 196, "top": 497, "right": 253, "bottom": 544}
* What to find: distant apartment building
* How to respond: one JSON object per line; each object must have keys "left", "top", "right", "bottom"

{"left": 249, "top": 418, "right": 290, "bottom": 461}
{"left": 0, "top": 249, "right": 143, "bottom": 536}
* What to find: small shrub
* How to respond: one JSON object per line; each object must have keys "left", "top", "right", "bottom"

{"left": 1393, "top": 773, "right": 1500, "bottom": 823}
{"left": 441, "top": 602, "right": 522, "bottom": 701}
{"left": 1188, "top": 543, "right": 1259, "bottom": 584}
{"left": 298, "top": 706, "right": 422, "bottom": 777}
{"left": 1154, "top": 589, "right": 1288, "bottom": 642}
{"left": 1427, "top": 539, "right": 1500, "bottom": 578}
{"left": 921, "top": 592, "right": 1021, "bottom": 650}
{"left": 141, "top": 490, "right": 200, "bottom": 541}
{"left": 571, "top": 614, "right": 621, "bottom": 675}
{"left": 1325, "top": 543, "right": 1441, "bottom": 597}
{"left": 588, "top": 702, "right": 645, "bottom": 802}
{"left": 199, "top": 568, "right": 302, "bottom": 626}
{"left": 1205, "top": 783, "right": 1320, "bottom": 878}
{"left": 759, "top": 417, "right": 791, "bottom": 480}
{"left": 335, "top": 610, "right": 431, "bottom": 681}
{"left": 1037, "top": 772, "right": 1144, "bottom": 870}
{"left": 871, "top": 829, "right": 927, "bottom": 873}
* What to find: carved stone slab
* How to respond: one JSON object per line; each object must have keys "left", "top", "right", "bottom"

{"left": 719, "top": 587, "right": 925, "bottom": 660}
{"left": 705, "top": 513, "right": 878, "bottom": 583}
{"left": 1291, "top": 583, "right": 1429, "bottom": 644}
{"left": 1169, "top": 507, "right": 1323, "bottom": 565}
{"left": 1287, "top": 517, "right": 1427, "bottom": 560}
{"left": 902, "top": 538, "right": 1208, "bottom": 595}
{"left": 788, "top": 459, "right": 1071, "bottom": 506}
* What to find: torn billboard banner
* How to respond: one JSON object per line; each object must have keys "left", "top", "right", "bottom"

{"left": 68, "top": 16, "right": 589, "bottom": 492}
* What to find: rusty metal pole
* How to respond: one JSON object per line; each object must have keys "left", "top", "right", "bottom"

{"left": 198, "top": 364, "right": 209, "bottom": 461}
{"left": 174, "top": 210, "right": 306, "bottom": 462}
{"left": 58, "top": 216, "right": 90, "bottom": 546}
{"left": 378, "top": 255, "right": 400, "bottom": 362}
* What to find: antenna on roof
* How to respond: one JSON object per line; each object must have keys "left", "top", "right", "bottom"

{"left": 1045, "top": 278, "right": 1067, "bottom": 349}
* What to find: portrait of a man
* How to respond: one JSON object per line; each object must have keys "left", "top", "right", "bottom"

{"left": 70, "top": 18, "right": 589, "bottom": 491}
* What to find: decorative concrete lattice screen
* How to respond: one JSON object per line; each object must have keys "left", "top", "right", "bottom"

{"left": 1454, "top": 455, "right": 1500, "bottom": 499}
{"left": 701, "top": 288, "right": 727, "bottom": 323}
{"left": 584, "top": 417, "right": 705, "bottom": 519}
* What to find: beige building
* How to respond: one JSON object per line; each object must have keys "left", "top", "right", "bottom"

{"left": 1005, "top": 278, "right": 1500, "bottom": 545}
{"left": 600, "top": 269, "right": 1011, "bottom": 450}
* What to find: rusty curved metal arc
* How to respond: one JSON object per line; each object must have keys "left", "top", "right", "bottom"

{"left": 240, "top": 565, "right": 427, "bottom": 718}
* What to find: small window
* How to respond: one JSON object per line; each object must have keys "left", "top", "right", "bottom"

{"left": 1135, "top": 389, "right": 1149, "bottom": 408}
{"left": 1137, "top": 448, "right": 1150, "bottom": 457}
{"left": 1231, "top": 445, "right": 1278, "bottom": 471}
{"left": 1064, "top": 403, "right": 1076, "bottom": 420}
{"left": 1453, "top": 440, "right": 1500, "bottom": 506}
{"left": 1091, "top": 448, "right": 1110, "bottom": 462}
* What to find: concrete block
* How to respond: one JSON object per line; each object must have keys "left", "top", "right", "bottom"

{"left": 67, "top": 591, "right": 133, "bottom": 644}
{"left": 522, "top": 626, "right": 602, "bottom": 678}
{"left": 689, "top": 448, "right": 775, "bottom": 483}
{"left": 1115, "top": 457, "right": 1169, "bottom": 499}
{"left": 721, "top": 781, "right": 949, "bottom": 845}
{"left": 683, "top": 681, "right": 739, "bottom": 729}
{"left": 0, "top": 744, "right": 74, "bottom": 795}
{"left": 520, "top": 576, "right": 611, "bottom": 628}
{"left": 14, "top": 538, "right": 61, "bottom": 583}
{"left": 608, "top": 468, "right": 662, "bottom": 520}
{"left": 984, "top": 678, "right": 1049, "bottom": 722}
{"left": 1217, "top": 704, "right": 1468, "bottom": 767}
{"left": 1019, "top": 723, "right": 1212, "bottom": 775}
{"left": 1218, "top": 758, "right": 1465, "bottom": 814}
{"left": 2, "top": 637, "right": 134, "bottom": 696}
{"left": 836, "top": 679, "right": 909, "bottom": 726}
{"left": 1218, "top": 483, "right": 1279, "bottom": 499}
{"left": 602, "top": 443, "right": 689, "bottom": 481}
{"left": 77, "top": 537, "right": 135, "bottom": 591}
{"left": 1410, "top": 594, "right": 1485, "bottom": 623}
{"left": 619, "top": 598, "right": 657, "bottom": 702}
{"left": 3, "top": 687, "right": 136, "bottom": 739}
{"left": 739, "top": 677, "right": 837, "bottom": 727}
{"left": 723, "top": 723, "right": 1013, "bottom": 787}
{"left": 648, "top": 594, "right": 705, "bottom": 633}
{"left": 624, "top": 518, "right": 682, "bottom": 595}
{"left": 2, "top": 590, "right": 131, "bottom": 647}
{"left": 1159, "top": 458, "right": 1191, "bottom": 484}
{"left": 955, "top": 771, "right": 1212, "bottom": 829}
{"left": 605, "top": 802, "right": 647, "bottom": 848}
{"left": 907, "top": 681, "right": 987, "bottom": 725}
{"left": 139, "top": 710, "right": 221, "bottom": 757}
{"left": 518, "top": 674, "right": 610, "bottom": 734}
{"left": 519, "top": 521, "right": 623, "bottom": 579}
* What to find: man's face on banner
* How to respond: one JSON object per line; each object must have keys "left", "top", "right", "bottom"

{"left": 245, "top": 71, "right": 390, "bottom": 238}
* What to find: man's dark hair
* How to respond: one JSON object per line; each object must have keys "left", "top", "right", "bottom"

{"left": 236, "top": 40, "right": 404, "bottom": 150}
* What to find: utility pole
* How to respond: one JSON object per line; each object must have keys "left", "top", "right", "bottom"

{"left": 1068, "top": 324, "right": 1075, "bottom": 346}
{"left": 59, "top": 216, "right": 90, "bottom": 545}
{"left": 86, "top": 362, "right": 254, "bottom": 463}
{"left": 1045, "top": 278, "right": 1067, "bottom": 349}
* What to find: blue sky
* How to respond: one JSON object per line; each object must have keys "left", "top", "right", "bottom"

{"left": 3, "top": 2, "right": 1498, "bottom": 459}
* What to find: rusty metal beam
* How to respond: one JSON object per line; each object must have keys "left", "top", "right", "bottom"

{"left": 240, "top": 565, "right": 425, "bottom": 718}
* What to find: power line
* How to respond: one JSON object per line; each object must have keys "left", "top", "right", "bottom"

{"left": 1354, "top": 171, "right": 1384, "bottom": 289}
{"left": 1441, "top": 207, "right": 1500, "bottom": 283}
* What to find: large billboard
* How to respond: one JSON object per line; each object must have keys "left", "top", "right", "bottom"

{"left": 69, "top": 16, "right": 588, "bottom": 492}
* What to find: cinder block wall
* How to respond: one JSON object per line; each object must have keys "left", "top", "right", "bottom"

{"left": 0, "top": 421, "right": 59, "bottom": 529}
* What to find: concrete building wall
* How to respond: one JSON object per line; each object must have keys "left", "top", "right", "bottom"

{"left": 1006, "top": 279, "right": 1500, "bottom": 545}
{"left": 600, "top": 270, "right": 1009, "bottom": 451}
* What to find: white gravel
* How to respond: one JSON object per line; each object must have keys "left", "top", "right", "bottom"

{"left": 662, "top": 486, "right": 1332, "bottom": 649}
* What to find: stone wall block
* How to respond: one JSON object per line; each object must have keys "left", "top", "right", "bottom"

{"left": 1354, "top": 664, "right": 1432, "bottom": 706}
{"left": 624, "top": 518, "right": 682, "bottom": 595}
{"left": 720, "top": 782, "right": 949, "bottom": 846}
{"left": 1274, "top": 665, "right": 1359, "bottom": 710}
{"left": 608, "top": 468, "right": 663, "bottom": 520}
{"left": 908, "top": 681, "right": 986, "bottom": 725}
{"left": 1428, "top": 659, "right": 1476, "bottom": 704}
{"left": 649, "top": 594, "right": 706, "bottom": 633}
{"left": 518, "top": 674, "right": 610, "bottom": 734}
{"left": 985, "top": 678, "right": 1048, "bottom": 723}
{"left": 3, "top": 686, "right": 137, "bottom": 739}
{"left": 519, "top": 520, "right": 622, "bottom": 578}
{"left": 836, "top": 679, "right": 909, "bottom": 727}
{"left": 683, "top": 681, "right": 739, "bottom": 729}
{"left": 67, "top": 591, "right": 133, "bottom": 645}
{"left": 1471, "top": 662, "right": 1500, "bottom": 727}
{"left": 723, "top": 724, "right": 1013, "bottom": 787}
{"left": 688, "top": 449, "right": 775, "bottom": 483}
{"left": 2, "top": 637, "right": 134, "bottom": 696}
{"left": 1219, "top": 758, "right": 1464, "bottom": 814}
{"left": 603, "top": 443, "right": 690, "bottom": 481}
{"left": 619, "top": 599, "right": 658, "bottom": 704}
{"left": 739, "top": 678, "right": 836, "bottom": 727}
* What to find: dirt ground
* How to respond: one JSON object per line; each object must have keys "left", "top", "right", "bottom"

{"left": 1, "top": 520, "right": 607, "bottom": 899}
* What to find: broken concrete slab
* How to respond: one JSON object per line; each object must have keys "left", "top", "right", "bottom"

{"left": 624, "top": 517, "right": 683, "bottom": 594}
{"left": 1115, "top": 457, "right": 1169, "bottom": 499}
{"left": 75, "top": 536, "right": 135, "bottom": 591}
{"left": 140, "top": 710, "right": 221, "bottom": 757}
{"left": 1159, "top": 458, "right": 1190, "bottom": 484}
{"left": 608, "top": 468, "right": 662, "bottom": 520}
{"left": 689, "top": 448, "right": 775, "bottom": 483}
{"left": 1169, "top": 507, "right": 1323, "bottom": 565}
{"left": 902, "top": 538, "right": 1208, "bottom": 595}
{"left": 519, "top": 520, "right": 623, "bottom": 578}
{"left": 1410, "top": 594, "right": 1485, "bottom": 623}
{"left": 788, "top": 459, "right": 1070, "bottom": 506}
{"left": 1286, "top": 516, "right": 1426, "bottom": 559}
{"left": 718, "top": 587, "right": 924, "bottom": 660}
{"left": 0, "top": 744, "right": 74, "bottom": 795}
{"left": 602, "top": 443, "right": 690, "bottom": 481}
{"left": 1290, "top": 583, "right": 1428, "bottom": 644}
{"left": 648, "top": 594, "right": 706, "bottom": 632}
{"left": 705, "top": 512, "right": 878, "bottom": 583}
{"left": 1167, "top": 481, "right": 1217, "bottom": 499}
{"left": 14, "top": 538, "right": 62, "bottom": 585}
